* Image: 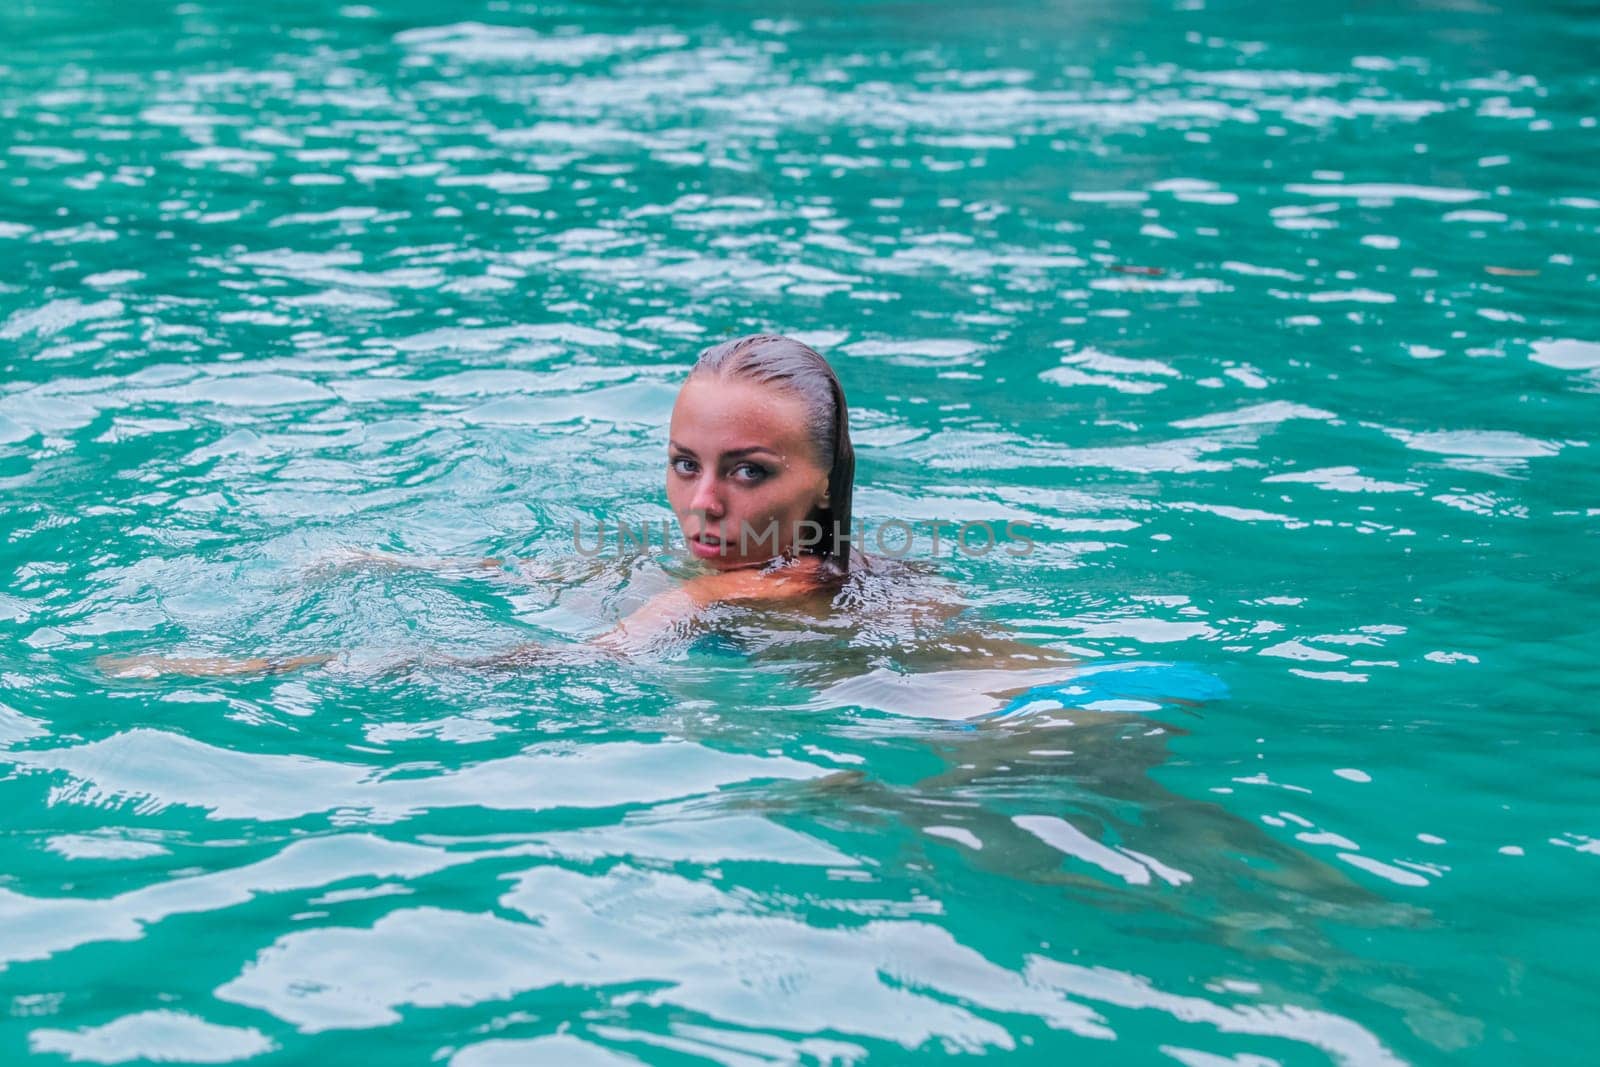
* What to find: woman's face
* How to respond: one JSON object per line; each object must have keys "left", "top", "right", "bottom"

{"left": 666, "top": 375, "right": 830, "bottom": 571}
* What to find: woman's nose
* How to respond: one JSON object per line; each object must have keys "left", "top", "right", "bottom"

{"left": 689, "top": 475, "right": 725, "bottom": 519}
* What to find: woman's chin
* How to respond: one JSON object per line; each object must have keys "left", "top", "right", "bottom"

{"left": 696, "top": 550, "right": 775, "bottom": 573}
{"left": 701, "top": 555, "right": 756, "bottom": 572}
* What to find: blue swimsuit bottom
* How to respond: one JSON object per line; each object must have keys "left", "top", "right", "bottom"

{"left": 986, "top": 661, "right": 1229, "bottom": 720}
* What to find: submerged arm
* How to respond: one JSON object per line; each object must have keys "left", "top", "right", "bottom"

{"left": 99, "top": 548, "right": 640, "bottom": 679}
{"left": 307, "top": 548, "right": 530, "bottom": 580}
{"left": 96, "top": 567, "right": 772, "bottom": 679}
{"left": 593, "top": 567, "right": 807, "bottom": 656}
{"left": 98, "top": 653, "right": 336, "bottom": 679}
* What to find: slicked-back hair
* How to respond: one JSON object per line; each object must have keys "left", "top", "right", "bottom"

{"left": 690, "top": 334, "right": 855, "bottom": 577}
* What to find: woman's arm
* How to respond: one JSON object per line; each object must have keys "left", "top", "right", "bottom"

{"left": 94, "top": 571, "right": 728, "bottom": 679}
{"left": 100, "top": 549, "right": 638, "bottom": 679}
{"left": 305, "top": 547, "right": 517, "bottom": 579}
{"left": 592, "top": 567, "right": 793, "bottom": 656}
{"left": 97, "top": 653, "right": 336, "bottom": 679}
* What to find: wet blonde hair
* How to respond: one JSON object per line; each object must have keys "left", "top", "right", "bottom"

{"left": 691, "top": 334, "right": 855, "bottom": 576}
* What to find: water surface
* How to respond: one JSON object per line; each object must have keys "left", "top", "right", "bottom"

{"left": 2, "top": 0, "right": 1598, "bottom": 1063}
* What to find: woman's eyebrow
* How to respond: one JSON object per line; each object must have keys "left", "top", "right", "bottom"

{"left": 668, "top": 441, "right": 781, "bottom": 461}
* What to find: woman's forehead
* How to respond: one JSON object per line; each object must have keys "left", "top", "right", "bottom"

{"left": 670, "top": 378, "right": 812, "bottom": 446}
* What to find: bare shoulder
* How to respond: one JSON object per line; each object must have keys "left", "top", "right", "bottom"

{"left": 679, "top": 558, "right": 839, "bottom": 607}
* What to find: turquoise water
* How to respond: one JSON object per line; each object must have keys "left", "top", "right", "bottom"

{"left": 3, "top": 0, "right": 1598, "bottom": 1062}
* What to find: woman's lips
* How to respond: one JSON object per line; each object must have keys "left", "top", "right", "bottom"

{"left": 688, "top": 534, "right": 725, "bottom": 559}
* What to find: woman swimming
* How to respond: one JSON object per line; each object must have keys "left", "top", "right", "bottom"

{"left": 101, "top": 333, "right": 1074, "bottom": 683}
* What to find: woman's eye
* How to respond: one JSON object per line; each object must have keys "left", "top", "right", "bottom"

{"left": 731, "top": 462, "right": 769, "bottom": 483}
{"left": 670, "top": 457, "right": 697, "bottom": 476}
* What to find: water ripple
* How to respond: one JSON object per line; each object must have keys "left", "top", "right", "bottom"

{"left": 2, "top": 0, "right": 1597, "bottom": 1061}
